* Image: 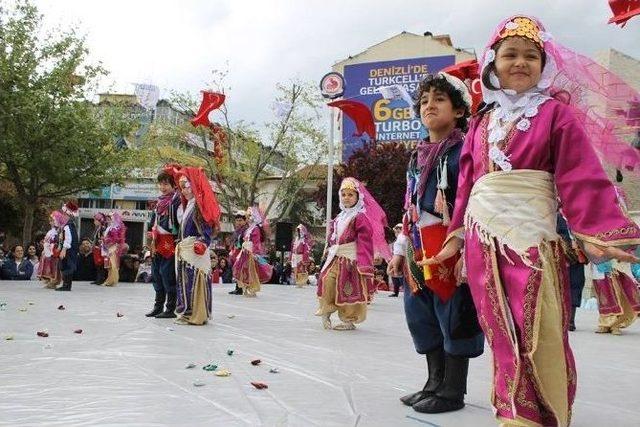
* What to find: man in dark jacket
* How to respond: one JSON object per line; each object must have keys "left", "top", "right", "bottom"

{"left": 75, "top": 238, "right": 97, "bottom": 281}
{"left": 1, "top": 245, "right": 33, "bottom": 280}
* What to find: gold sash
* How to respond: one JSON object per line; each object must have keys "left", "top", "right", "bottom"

{"left": 465, "top": 169, "right": 559, "bottom": 266}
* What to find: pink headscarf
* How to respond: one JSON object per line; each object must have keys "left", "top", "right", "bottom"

{"left": 295, "top": 224, "right": 314, "bottom": 247}
{"left": 51, "top": 211, "right": 66, "bottom": 228}
{"left": 247, "top": 205, "right": 270, "bottom": 238}
{"left": 480, "top": 15, "right": 640, "bottom": 174}
{"left": 338, "top": 177, "right": 392, "bottom": 260}
{"left": 109, "top": 211, "right": 124, "bottom": 230}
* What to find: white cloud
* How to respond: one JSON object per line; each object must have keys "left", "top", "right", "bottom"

{"left": 32, "top": 0, "right": 640, "bottom": 127}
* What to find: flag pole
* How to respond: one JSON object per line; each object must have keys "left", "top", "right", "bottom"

{"left": 325, "top": 107, "right": 335, "bottom": 239}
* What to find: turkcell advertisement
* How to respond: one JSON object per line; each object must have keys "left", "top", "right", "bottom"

{"left": 341, "top": 55, "right": 455, "bottom": 161}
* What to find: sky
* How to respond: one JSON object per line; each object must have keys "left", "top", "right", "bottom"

{"left": 30, "top": 0, "right": 640, "bottom": 127}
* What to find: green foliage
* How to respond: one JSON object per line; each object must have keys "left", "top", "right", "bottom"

{"left": 0, "top": 1, "right": 137, "bottom": 240}
{"left": 138, "top": 75, "right": 328, "bottom": 222}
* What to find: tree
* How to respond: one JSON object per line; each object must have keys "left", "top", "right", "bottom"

{"left": 139, "top": 71, "right": 328, "bottom": 222}
{"left": 316, "top": 142, "right": 411, "bottom": 229}
{"left": 0, "top": 1, "right": 136, "bottom": 242}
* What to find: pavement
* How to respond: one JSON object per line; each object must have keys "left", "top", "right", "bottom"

{"left": 0, "top": 280, "right": 638, "bottom": 427}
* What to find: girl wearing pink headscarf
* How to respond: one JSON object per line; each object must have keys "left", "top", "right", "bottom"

{"left": 39, "top": 211, "right": 64, "bottom": 288}
{"left": 232, "top": 206, "right": 273, "bottom": 297}
{"left": 425, "top": 16, "right": 640, "bottom": 426}
{"left": 291, "top": 224, "right": 312, "bottom": 287}
{"left": 316, "top": 177, "right": 391, "bottom": 331}
{"left": 102, "top": 211, "right": 127, "bottom": 286}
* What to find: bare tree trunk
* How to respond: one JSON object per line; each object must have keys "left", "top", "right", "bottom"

{"left": 22, "top": 202, "right": 35, "bottom": 245}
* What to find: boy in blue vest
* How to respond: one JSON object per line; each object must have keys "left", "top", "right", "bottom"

{"left": 146, "top": 169, "right": 181, "bottom": 317}
{"left": 56, "top": 201, "right": 80, "bottom": 291}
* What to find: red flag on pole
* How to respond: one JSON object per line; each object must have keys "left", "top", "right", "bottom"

{"left": 191, "top": 91, "right": 225, "bottom": 128}
{"left": 327, "top": 99, "right": 376, "bottom": 140}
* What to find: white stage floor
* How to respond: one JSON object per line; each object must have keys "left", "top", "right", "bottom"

{"left": 1, "top": 281, "right": 639, "bottom": 427}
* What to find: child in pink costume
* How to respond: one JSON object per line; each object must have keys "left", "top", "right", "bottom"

{"left": 424, "top": 15, "right": 640, "bottom": 426}
{"left": 316, "top": 177, "right": 391, "bottom": 331}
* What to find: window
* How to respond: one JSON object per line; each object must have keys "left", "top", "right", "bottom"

{"left": 96, "top": 199, "right": 113, "bottom": 209}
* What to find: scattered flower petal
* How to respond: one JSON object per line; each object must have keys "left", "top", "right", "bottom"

{"left": 251, "top": 381, "right": 268, "bottom": 390}
{"left": 215, "top": 369, "right": 231, "bottom": 377}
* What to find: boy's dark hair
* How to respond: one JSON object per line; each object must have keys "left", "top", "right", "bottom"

{"left": 413, "top": 74, "right": 470, "bottom": 131}
{"left": 481, "top": 38, "right": 547, "bottom": 91}
{"left": 157, "top": 171, "right": 175, "bottom": 187}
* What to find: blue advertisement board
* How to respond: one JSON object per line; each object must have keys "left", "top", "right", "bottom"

{"left": 341, "top": 55, "right": 455, "bottom": 160}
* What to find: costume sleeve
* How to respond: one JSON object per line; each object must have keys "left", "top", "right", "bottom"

{"left": 552, "top": 109, "right": 640, "bottom": 248}
{"left": 445, "top": 123, "right": 477, "bottom": 245}
{"left": 63, "top": 225, "right": 72, "bottom": 249}
{"left": 355, "top": 214, "right": 374, "bottom": 276}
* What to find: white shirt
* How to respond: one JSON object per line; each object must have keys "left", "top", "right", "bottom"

{"left": 392, "top": 234, "right": 408, "bottom": 257}
{"left": 63, "top": 225, "right": 72, "bottom": 249}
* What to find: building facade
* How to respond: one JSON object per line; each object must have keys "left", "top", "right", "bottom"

{"left": 332, "top": 31, "right": 475, "bottom": 162}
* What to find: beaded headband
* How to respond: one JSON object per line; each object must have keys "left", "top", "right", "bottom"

{"left": 497, "top": 16, "right": 544, "bottom": 48}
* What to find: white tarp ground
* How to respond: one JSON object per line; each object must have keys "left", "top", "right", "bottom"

{"left": 1, "top": 281, "right": 639, "bottom": 427}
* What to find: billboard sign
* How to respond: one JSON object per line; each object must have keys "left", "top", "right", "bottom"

{"left": 341, "top": 55, "right": 455, "bottom": 160}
